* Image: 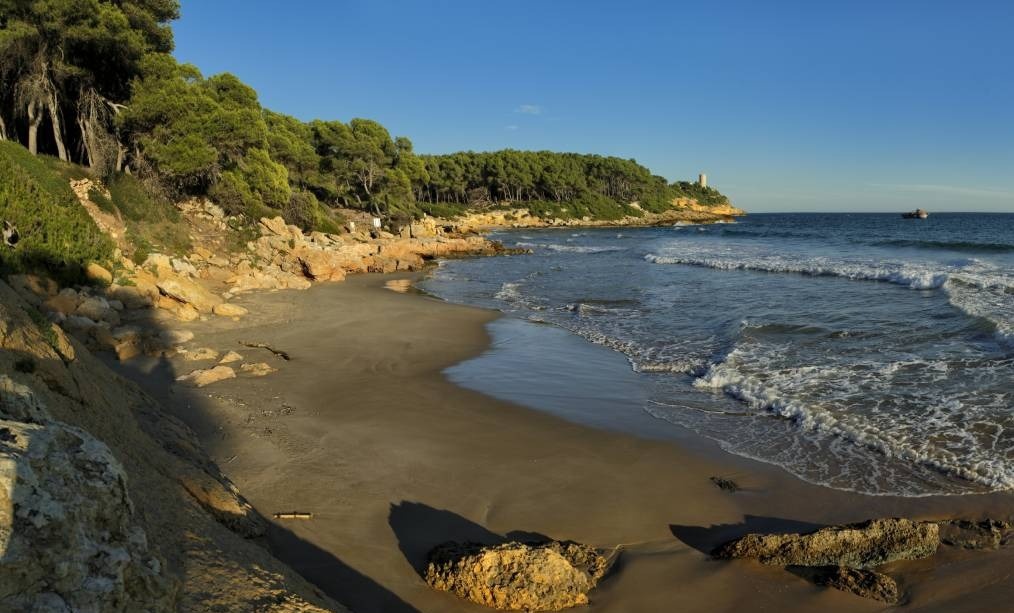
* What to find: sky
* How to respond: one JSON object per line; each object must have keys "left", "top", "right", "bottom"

{"left": 172, "top": 0, "right": 1014, "bottom": 213}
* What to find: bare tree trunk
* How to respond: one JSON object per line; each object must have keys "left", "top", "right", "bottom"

{"left": 27, "top": 101, "right": 41, "bottom": 155}
{"left": 0, "top": 114, "right": 7, "bottom": 141}
{"left": 115, "top": 142, "right": 126, "bottom": 173}
{"left": 47, "top": 93, "right": 68, "bottom": 161}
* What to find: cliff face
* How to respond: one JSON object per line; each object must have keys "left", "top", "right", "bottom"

{"left": 0, "top": 280, "right": 348, "bottom": 612}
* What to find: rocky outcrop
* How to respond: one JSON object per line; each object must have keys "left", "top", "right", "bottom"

{"left": 0, "top": 375, "right": 174, "bottom": 612}
{"left": 713, "top": 518, "right": 939, "bottom": 569}
{"left": 425, "top": 540, "right": 610, "bottom": 611}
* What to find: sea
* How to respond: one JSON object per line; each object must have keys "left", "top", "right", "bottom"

{"left": 419, "top": 213, "right": 1014, "bottom": 497}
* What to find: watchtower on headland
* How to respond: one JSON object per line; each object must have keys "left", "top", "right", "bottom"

{"left": 698, "top": 173, "right": 707, "bottom": 188}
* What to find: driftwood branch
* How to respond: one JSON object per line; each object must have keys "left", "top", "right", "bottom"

{"left": 238, "top": 341, "right": 291, "bottom": 361}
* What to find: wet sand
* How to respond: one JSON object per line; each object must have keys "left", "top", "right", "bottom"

{"left": 111, "top": 273, "right": 1014, "bottom": 613}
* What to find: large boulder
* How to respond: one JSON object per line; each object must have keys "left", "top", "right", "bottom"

{"left": 425, "top": 540, "right": 609, "bottom": 611}
{"left": 0, "top": 376, "right": 173, "bottom": 612}
{"left": 714, "top": 518, "right": 939, "bottom": 569}
{"left": 156, "top": 276, "right": 223, "bottom": 313}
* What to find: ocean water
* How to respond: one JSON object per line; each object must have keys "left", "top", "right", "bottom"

{"left": 419, "top": 213, "right": 1014, "bottom": 496}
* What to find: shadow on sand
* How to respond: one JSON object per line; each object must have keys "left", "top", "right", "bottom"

{"left": 267, "top": 522, "right": 421, "bottom": 613}
{"left": 670, "top": 515, "right": 825, "bottom": 556}
{"left": 101, "top": 312, "right": 421, "bottom": 613}
{"left": 388, "top": 501, "right": 552, "bottom": 578}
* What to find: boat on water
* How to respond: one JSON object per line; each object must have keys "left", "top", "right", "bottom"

{"left": 902, "top": 208, "right": 928, "bottom": 219}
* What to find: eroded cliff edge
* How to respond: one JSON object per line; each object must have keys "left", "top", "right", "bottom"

{"left": 0, "top": 279, "right": 349, "bottom": 612}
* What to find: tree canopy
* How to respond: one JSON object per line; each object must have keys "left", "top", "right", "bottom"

{"left": 0, "top": 1, "right": 729, "bottom": 232}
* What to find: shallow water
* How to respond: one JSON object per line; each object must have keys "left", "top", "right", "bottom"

{"left": 420, "top": 213, "right": 1014, "bottom": 496}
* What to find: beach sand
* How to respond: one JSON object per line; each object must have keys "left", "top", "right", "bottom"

{"left": 110, "top": 273, "right": 1014, "bottom": 613}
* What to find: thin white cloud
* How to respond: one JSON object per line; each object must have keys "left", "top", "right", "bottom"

{"left": 504, "top": 125, "right": 519, "bottom": 131}
{"left": 515, "top": 104, "right": 542, "bottom": 115}
{"left": 868, "top": 183, "right": 1014, "bottom": 199}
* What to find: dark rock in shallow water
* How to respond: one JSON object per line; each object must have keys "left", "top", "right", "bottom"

{"left": 709, "top": 476, "right": 740, "bottom": 492}
{"left": 713, "top": 518, "right": 939, "bottom": 569}
{"left": 938, "top": 519, "right": 1013, "bottom": 550}
{"left": 798, "top": 566, "right": 901, "bottom": 604}
{"left": 425, "top": 540, "right": 609, "bottom": 611}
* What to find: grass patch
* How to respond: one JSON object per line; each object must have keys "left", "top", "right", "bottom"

{"left": 0, "top": 141, "right": 113, "bottom": 284}
{"left": 87, "top": 186, "right": 117, "bottom": 214}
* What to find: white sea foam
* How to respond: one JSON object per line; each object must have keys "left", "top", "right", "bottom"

{"left": 691, "top": 348, "right": 1014, "bottom": 492}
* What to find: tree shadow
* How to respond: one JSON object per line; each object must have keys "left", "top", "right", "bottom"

{"left": 670, "top": 515, "right": 825, "bottom": 556}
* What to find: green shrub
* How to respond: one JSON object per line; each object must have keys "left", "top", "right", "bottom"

{"left": 0, "top": 141, "right": 114, "bottom": 284}
{"left": 108, "top": 173, "right": 176, "bottom": 222}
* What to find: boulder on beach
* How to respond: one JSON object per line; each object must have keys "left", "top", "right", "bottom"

{"left": 713, "top": 518, "right": 939, "bottom": 569}
{"left": 425, "top": 540, "right": 609, "bottom": 611}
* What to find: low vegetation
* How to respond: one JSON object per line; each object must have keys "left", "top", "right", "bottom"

{"left": 0, "top": 141, "right": 113, "bottom": 283}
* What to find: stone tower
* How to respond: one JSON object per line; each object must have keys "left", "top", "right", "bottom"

{"left": 698, "top": 173, "right": 707, "bottom": 188}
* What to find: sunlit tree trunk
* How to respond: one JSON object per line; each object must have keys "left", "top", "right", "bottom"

{"left": 0, "top": 114, "right": 7, "bottom": 141}
{"left": 47, "top": 92, "right": 68, "bottom": 161}
{"left": 26, "top": 100, "right": 41, "bottom": 154}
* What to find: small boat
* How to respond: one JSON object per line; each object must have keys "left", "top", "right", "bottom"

{"left": 902, "top": 208, "right": 928, "bottom": 219}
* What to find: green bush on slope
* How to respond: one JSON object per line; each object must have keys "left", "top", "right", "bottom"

{"left": 0, "top": 141, "right": 114, "bottom": 284}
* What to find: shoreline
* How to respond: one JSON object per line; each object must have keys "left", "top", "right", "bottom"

{"left": 108, "top": 273, "right": 1014, "bottom": 612}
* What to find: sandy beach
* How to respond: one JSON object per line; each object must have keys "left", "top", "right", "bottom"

{"left": 109, "top": 273, "right": 1014, "bottom": 613}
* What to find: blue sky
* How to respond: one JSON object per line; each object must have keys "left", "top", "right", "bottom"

{"left": 173, "top": 1, "right": 1014, "bottom": 212}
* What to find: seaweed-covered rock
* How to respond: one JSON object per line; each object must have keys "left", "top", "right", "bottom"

{"left": 714, "top": 518, "right": 938, "bottom": 569}
{"left": 425, "top": 540, "right": 609, "bottom": 611}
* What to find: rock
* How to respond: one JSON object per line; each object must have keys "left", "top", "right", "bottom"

{"left": 259, "top": 216, "right": 290, "bottom": 238}
{"left": 710, "top": 476, "right": 739, "bottom": 492}
{"left": 160, "top": 330, "right": 195, "bottom": 346}
{"left": 425, "top": 540, "right": 609, "bottom": 611}
{"left": 213, "top": 302, "right": 248, "bottom": 317}
{"left": 156, "top": 276, "right": 223, "bottom": 313}
{"left": 295, "top": 249, "right": 346, "bottom": 281}
{"left": 42, "top": 289, "right": 81, "bottom": 316}
{"left": 142, "top": 253, "right": 173, "bottom": 274}
{"left": 8, "top": 274, "right": 58, "bottom": 305}
{"left": 181, "top": 347, "right": 220, "bottom": 362}
{"left": 176, "top": 365, "right": 236, "bottom": 388}
{"left": 107, "top": 284, "right": 153, "bottom": 310}
{"left": 85, "top": 261, "right": 113, "bottom": 285}
{"left": 938, "top": 519, "right": 1013, "bottom": 550}
{"left": 219, "top": 351, "right": 243, "bottom": 364}
{"left": 0, "top": 376, "right": 49, "bottom": 423}
{"left": 0, "top": 377, "right": 172, "bottom": 612}
{"left": 804, "top": 566, "right": 901, "bottom": 604}
{"left": 75, "top": 295, "right": 120, "bottom": 326}
{"left": 239, "top": 362, "right": 276, "bottom": 377}
{"left": 714, "top": 518, "right": 939, "bottom": 569}
{"left": 171, "top": 258, "right": 198, "bottom": 276}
